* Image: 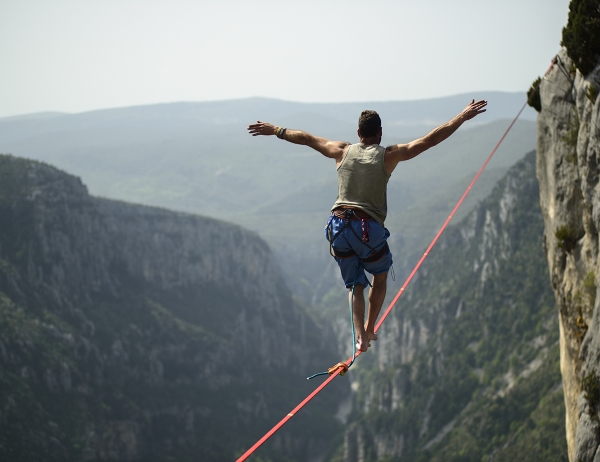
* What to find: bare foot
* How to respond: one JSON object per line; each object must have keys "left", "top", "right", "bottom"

{"left": 365, "top": 330, "right": 378, "bottom": 343}
{"left": 355, "top": 336, "right": 369, "bottom": 352}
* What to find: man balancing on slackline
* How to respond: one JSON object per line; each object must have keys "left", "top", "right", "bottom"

{"left": 247, "top": 99, "right": 487, "bottom": 352}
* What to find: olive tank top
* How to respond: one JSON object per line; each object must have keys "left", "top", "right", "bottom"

{"left": 331, "top": 143, "right": 390, "bottom": 226}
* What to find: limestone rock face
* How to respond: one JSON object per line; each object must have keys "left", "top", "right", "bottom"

{"left": 536, "top": 48, "right": 600, "bottom": 462}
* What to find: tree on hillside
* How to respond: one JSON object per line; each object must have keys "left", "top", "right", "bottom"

{"left": 561, "top": 0, "right": 600, "bottom": 75}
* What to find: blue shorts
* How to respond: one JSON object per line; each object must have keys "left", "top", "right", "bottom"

{"left": 324, "top": 215, "right": 393, "bottom": 288}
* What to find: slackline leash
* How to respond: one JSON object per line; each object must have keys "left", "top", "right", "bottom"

{"left": 236, "top": 60, "right": 555, "bottom": 462}
{"left": 306, "top": 262, "right": 361, "bottom": 380}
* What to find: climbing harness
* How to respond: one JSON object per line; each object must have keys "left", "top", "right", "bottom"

{"left": 307, "top": 209, "right": 395, "bottom": 380}
{"left": 236, "top": 60, "right": 557, "bottom": 462}
{"left": 326, "top": 208, "right": 389, "bottom": 264}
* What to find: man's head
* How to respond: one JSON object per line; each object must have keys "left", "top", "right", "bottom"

{"left": 358, "top": 110, "right": 382, "bottom": 140}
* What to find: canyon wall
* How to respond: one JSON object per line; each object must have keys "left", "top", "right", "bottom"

{"left": 536, "top": 48, "right": 600, "bottom": 462}
{"left": 0, "top": 154, "right": 345, "bottom": 461}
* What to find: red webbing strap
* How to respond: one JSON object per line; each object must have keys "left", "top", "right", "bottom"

{"left": 237, "top": 85, "right": 547, "bottom": 460}
{"left": 236, "top": 365, "right": 346, "bottom": 461}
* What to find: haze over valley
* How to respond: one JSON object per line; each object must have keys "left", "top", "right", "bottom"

{"left": 0, "top": 93, "right": 537, "bottom": 303}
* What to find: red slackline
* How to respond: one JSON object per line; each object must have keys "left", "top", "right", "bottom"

{"left": 237, "top": 60, "right": 555, "bottom": 461}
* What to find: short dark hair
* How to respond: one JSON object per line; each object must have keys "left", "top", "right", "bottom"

{"left": 358, "top": 110, "right": 381, "bottom": 138}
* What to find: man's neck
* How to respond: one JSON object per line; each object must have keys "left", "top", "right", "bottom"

{"left": 359, "top": 136, "right": 381, "bottom": 145}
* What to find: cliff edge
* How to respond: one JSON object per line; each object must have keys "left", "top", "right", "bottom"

{"left": 536, "top": 47, "right": 600, "bottom": 462}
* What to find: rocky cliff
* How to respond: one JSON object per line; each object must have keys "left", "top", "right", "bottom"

{"left": 0, "top": 154, "right": 345, "bottom": 461}
{"left": 338, "top": 151, "right": 566, "bottom": 461}
{"left": 536, "top": 48, "right": 600, "bottom": 462}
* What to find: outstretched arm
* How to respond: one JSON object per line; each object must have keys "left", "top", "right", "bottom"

{"left": 247, "top": 121, "right": 349, "bottom": 164}
{"left": 384, "top": 99, "right": 487, "bottom": 174}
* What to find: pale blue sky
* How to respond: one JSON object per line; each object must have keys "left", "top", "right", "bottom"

{"left": 0, "top": 0, "right": 570, "bottom": 118}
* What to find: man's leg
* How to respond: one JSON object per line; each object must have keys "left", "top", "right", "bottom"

{"left": 365, "top": 272, "right": 388, "bottom": 342}
{"left": 349, "top": 284, "right": 369, "bottom": 352}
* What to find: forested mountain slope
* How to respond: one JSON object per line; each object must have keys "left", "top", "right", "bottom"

{"left": 0, "top": 154, "right": 345, "bottom": 461}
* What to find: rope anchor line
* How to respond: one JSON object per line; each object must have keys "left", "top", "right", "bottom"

{"left": 236, "top": 60, "right": 555, "bottom": 462}
{"left": 307, "top": 262, "right": 362, "bottom": 380}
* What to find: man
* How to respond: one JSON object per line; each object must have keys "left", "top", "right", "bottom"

{"left": 247, "top": 99, "right": 487, "bottom": 352}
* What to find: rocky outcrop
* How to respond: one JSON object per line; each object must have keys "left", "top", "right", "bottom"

{"left": 0, "top": 155, "right": 344, "bottom": 461}
{"left": 536, "top": 48, "right": 600, "bottom": 462}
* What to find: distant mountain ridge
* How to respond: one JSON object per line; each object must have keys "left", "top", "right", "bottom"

{"left": 0, "top": 92, "right": 535, "bottom": 133}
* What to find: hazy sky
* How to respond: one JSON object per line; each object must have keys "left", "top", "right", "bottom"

{"left": 0, "top": 0, "right": 570, "bottom": 118}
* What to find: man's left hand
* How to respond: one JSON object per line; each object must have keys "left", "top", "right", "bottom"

{"left": 459, "top": 99, "right": 487, "bottom": 121}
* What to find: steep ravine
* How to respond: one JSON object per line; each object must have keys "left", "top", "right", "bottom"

{"left": 536, "top": 48, "right": 600, "bottom": 462}
{"left": 0, "top": 154, "right": 346, "bottom": 461}
{"left": 339, "top": 151, "right": 566, "bottom": 461}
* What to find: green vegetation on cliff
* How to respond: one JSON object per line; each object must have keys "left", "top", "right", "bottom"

{"left": 562, "top": 0, "right": 600, "bottom": 76}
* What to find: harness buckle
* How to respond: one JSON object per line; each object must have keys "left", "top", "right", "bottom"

{"left": 361, "top": 218, "right": 370, "bottom": 242}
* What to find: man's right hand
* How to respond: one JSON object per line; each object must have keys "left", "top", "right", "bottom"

{"left": 247, "top": 121, "right": 277, "bottom": 136}
{"left": 246, "top": 121, "right": 349, "bottom": 164}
